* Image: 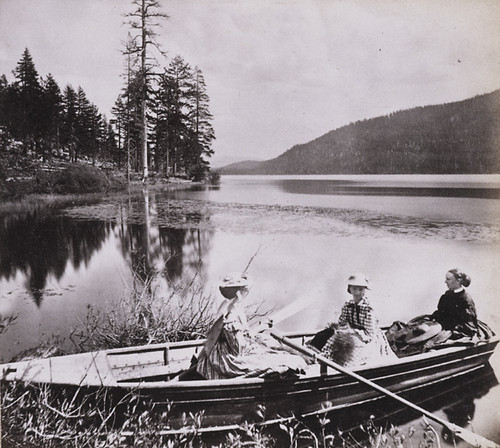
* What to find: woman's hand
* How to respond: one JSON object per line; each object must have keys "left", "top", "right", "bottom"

{"left": 354, "top": 329, "right": 371, "bottom": 343}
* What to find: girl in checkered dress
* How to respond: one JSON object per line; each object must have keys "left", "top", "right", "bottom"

{"left": 320, "top": 274, "right": 396, "bottom": 368}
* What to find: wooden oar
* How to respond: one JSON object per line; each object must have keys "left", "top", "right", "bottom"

{"left": 270, "top": 329, "right": 500, "bottom": 448}
{"left": 260, "top": 296, "right": 315, "bottom": 328}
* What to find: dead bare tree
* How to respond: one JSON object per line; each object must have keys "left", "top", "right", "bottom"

{"left": 124, "top": 0, "right": 168, "bottom": 182}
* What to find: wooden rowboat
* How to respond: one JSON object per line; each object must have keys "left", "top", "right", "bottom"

{"left": 1, "top": 331, "right": 498, "bottom": 432}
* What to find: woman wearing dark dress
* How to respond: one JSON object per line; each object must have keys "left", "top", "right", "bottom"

{"left": 430, "top": 268, "right": 479, "bottom": 339}
{"left": 385, "top": 268, "right": 494, "bottom": 357}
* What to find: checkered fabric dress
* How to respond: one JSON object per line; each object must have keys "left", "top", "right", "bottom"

{"left": 321, "top": 297, "right": 396, "bottom": 368}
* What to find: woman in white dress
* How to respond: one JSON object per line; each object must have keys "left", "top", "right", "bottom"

{"left": 196, "top": 272, "right": 307, "bottom": 380}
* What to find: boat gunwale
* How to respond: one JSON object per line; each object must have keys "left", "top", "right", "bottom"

{"left": 113, "top": 335, "right": 499, "bottom": 389}
{"left": 1, "top": 333, "right": 497, "bottom": 389}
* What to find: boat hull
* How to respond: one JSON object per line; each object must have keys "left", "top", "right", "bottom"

{"left": 2, "top": 333, "right": 497, "bottom": 432}
{"left": 119, "top": 338, "right": 499, "bottom": 431}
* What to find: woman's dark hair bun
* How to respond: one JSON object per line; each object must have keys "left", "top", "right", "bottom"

{"left": 461, "top": 274, "right": 471, "bottom": 287}
{"left": 449, "top": 268, "right": 471, "bottom": 287}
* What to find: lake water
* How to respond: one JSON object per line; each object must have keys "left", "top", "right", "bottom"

{"left": 1, "top": 174, "right": 500, "bottom": 442}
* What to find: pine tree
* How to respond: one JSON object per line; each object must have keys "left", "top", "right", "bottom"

{"left": 0, "top": 74, "right": 14, "bottom": 155}
{"left": 40, "top": 74, "right": 63, "bottom": 160}
{"left": 111, "top": 96, "right": 127, "bottom": 168}
{"left": 152, "top": 66, "right": 184, "bottom": 174}
{"left": 185, "top": 66, "right": 215, "bottom": 178}
{"left": 164, "top": 55, "right": 192, "bottom": 174}
{"left": 103, "top": 120, "right": 118, "bottom": 165}
{"left": 0, "top": 74, "right": 14, "bottom": 139}
{"left": 61, "top": 85, "right": 78, "bottom": 161}
{"left": 13, "top": 48, "right": 43, "bottom": 152}
{"left": 75, "top": 87, "right": 94, "bottom": 161}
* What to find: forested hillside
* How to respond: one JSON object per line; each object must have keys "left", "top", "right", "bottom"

{"left": 222, "top": 90, "right": 500, "bottom": 174}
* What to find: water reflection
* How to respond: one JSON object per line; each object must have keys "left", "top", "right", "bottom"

{"left": 276, "top": 178, "right": 500, "bottom": 199}
{"left": 0, "top": 209, "right": 114, "bottom": 305}
{"left": 118, "top": 224, "right": 210, "bottom": 282}
{"left": 115, "top": 190, "right": 213, "bottom": 283}
{"left": 0, "top": 190, "right": 214, "bottom": 304}
{"left": 326, "top": 364, "right": 498, "bottom": 445}
{"left": 438, "top": 369, "right": 497, "bottom": 444}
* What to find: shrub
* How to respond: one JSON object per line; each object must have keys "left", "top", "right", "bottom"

{"left": 188, "top": 164, "right": 208, "bottom": 182}
{"left": 33, "top": 169, "right": 55, "bottom": 194}
{"left": 69, "top": 269, "right": 217, "bottom": 352}
{"left": 206, "top": 169, "right": 221, "bottom": 185}
{"left": 51, "top": 164, "right": 112, "bottom": 194}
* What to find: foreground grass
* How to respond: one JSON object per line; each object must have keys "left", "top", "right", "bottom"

{"left": 2, "top": 374, "right": 442, "bottom": 448}
{"left": 1, "top": 380, "right": 442, "bottom": 448}
{"left": 1, "top": 271, "right": 443, "bottom": 448}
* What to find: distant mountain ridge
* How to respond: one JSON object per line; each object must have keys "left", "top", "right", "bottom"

{"left": 221, "top": 90, "right": 500, "bottom": 174}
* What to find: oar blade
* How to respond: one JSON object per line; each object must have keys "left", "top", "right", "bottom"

{"left": 269, "top": 297, "right": 313, "bottom": 325}
{"left": 450, "top": 424, "right": 500, "bottom": 448}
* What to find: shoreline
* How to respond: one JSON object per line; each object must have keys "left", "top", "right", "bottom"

{"left": 0, "top": 178, "right": 201, "bottom": 214}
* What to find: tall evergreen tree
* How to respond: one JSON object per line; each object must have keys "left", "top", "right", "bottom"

{"left": 40, "top": 74, "right": 63, "bottom": 159}
{"left": 0, "top": 74, "right": 12, "bottom": 136}
{"left": 88, "top": 103, "right": 104, "bottom": 164}
{"left": 125, "top": 0, "right": 168, "bottom": 181}
{"left": 61, "top": 85, "right": 78, "bottom": 161}
{"left": 13, "top": 48, "right": 43, "bottom": 151}
{"left": 0, "top": 74, "right": 13, "bottom": 153}
{"left": 113, "top": 34, "right": 140, "bottom": 179}
{"left": 164, "top": 55, "right": 192, "bottom": 174}
{"left": 102, "top": 120, "right": 118, "bottom": 165}
{"left": 152, "top": 67, "right": 182, "bottom": 174}
{"left": 111, "top": 96, "right": 127, "bottom": 168}
{"left": 75, "top": 87, "right": 95, "bottom": 161}
{"left": 125, "top": 72, "right": 145, "bottom": 172}
{"left": 185, "top": 66, "right": 215, "bottom": 177}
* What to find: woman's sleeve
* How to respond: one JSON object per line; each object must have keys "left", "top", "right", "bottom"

{"left": 338, "top": 303, "right": 349, "bottom": 326}
{"left": 461, "top": 293, "right": 478, "bottom": 322}
{"left": 430, "top": 295, "right": 445, "bottom": 322}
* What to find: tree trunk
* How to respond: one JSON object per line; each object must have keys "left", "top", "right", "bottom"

{"left": 141, "top": 0, "right": 148, "bottom": 181}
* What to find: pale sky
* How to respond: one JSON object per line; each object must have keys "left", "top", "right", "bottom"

{"left": 1, "top": 0, "right": 499, "bottom": 166}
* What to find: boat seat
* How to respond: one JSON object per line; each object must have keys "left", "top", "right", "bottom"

{"left": 112, "top": 362, "right": 187, "bottom": 382}
{"left": 107, "top": 347, "right": 192, "bottom": 382}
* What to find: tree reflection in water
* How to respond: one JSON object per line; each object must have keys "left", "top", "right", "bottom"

{"left": 0, "top": 208, "right": 114, "bottom": 306}
{"left": 327, "top": 364, "right": 499, "bottom": 446}
{"left": 0, "top": 189, "right": 214, "bottom": 305}
{"left": 116, "top": 189, "right": 213, "bottom": 290}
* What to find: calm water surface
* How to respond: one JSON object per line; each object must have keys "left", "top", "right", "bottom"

{"left": 1, "top": 174, "right": 500, "bottom": 442}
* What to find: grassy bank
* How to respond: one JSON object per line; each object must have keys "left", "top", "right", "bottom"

{"left": 0, "top": 163, "right": 127, "bottom": 200}
{"left": 0, "top": 160, "right": 219, "bottom": 202}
